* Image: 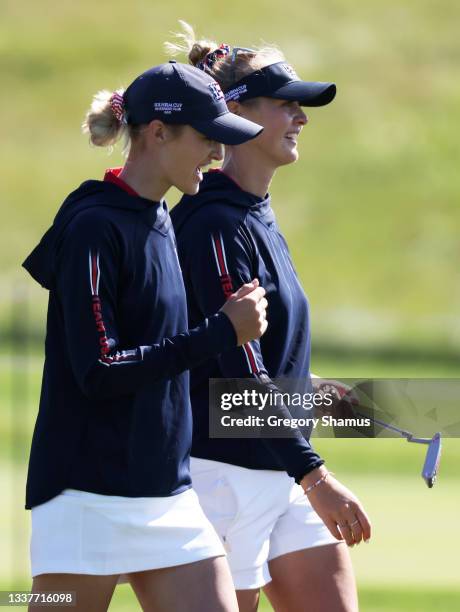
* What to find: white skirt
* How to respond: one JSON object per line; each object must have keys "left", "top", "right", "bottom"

{"left": 30, "top": 487, "right": 225, "bottom": 577}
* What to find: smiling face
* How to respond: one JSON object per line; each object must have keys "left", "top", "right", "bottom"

{"left": 153, "top": 124, "right": 224, "bottom": 196}
{"left": 234, "top": 97, "right": 307, "bottom": 168}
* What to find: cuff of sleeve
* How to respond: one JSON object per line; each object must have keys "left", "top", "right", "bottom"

{"left": 293, "top": 459, "right": 325, "bottom": 485}
{"left": 205, "top": 311, "right": 238, "bottom": 355}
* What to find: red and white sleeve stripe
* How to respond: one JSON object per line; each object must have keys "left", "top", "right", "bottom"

{"left": 89, "top": 250, "right": 101, "bottom": 296}
{"left": 88, "top": 249, "right": 141, "bottom": 366}
{"left": 210, "top": 232, "right": 261, "bottom": 375}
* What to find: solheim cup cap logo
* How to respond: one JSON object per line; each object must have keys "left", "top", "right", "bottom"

{"left": 208, "top": 81, "right": 225, "bottom": 102}
{"left": 122, "top": 61, "right": 263, "bottom": 145}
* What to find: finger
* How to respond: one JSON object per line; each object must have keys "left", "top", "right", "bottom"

{"left": 231, "top": 280, "right": 259, "bottom": 299}
{"left": 349, "top": 517, "right": 364, "bottom": 545}
{"left": 235, "top": 285, "right": 266, "bottom": 302}
{"left": 337, "top": 523, "right": 355, "bottom": 547}
{"left": 260, "top": 319, "right": 268, "bottom": 335}
{"left": 259, "top": 297, "right": 268, "bottom": 311}
{"left": 257, "top": 301, "right": 268, "bottom": 317}
{"left": 323, "top": 518, "right": 343, "bottom": 542}
{"left": 355, "top": 506, "right": 372, "bottom": 542}
{"left": 252, "top": 286, "right": 266, "bottom": 300}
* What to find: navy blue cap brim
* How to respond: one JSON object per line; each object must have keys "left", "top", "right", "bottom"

{"left": 190, "top": 112, "right": 263, "bottom": 145}
{"left": 270, "top": 81, "right": 336, "bottom": 107}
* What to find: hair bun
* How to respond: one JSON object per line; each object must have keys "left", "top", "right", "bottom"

{"left": 189, "top": 42, "right": 214, "bottom": 67}
{"left": 196, "top": 44, "right": 231, "bottom": 71}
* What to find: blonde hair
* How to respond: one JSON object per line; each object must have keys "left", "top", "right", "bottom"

{"left": 81, "top": 87, "right": 184, "bottom": 154}
{"left": 164, "top": 20, "right": 285, "bottom": 93}
{"left": 82, "top": 88, "right": 131, "bottom": 149}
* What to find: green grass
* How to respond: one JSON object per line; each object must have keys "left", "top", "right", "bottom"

{"left": 2, "top": 0, "right": 460, "bottom": 351}
{"left": 2, "top": 583, "right": 458, "bottom": 612}
{"left": 107, "top": 584, "right": 460, "bottom": 611}
{"left": 357, "top": 587, "right": 460, "bottom": 612}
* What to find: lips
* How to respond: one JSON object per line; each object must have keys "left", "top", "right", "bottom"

{"left": 285, "top": 131, "right": 300, "bottom": 143}
{"left": 195, "top": 157, "right": 214, "bottom": 181}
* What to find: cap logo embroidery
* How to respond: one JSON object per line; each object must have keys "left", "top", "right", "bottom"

{"left": 224, "top": 84, "right": 248, "bottom": 101}
{"left": 153, "top": 102, "right": 183, "bottom": 114}
{"left": 208, "top": 82, "right": 225, "bottom": 102}
{"left": 282, "top": 64, "right": 300, "bottom": 80}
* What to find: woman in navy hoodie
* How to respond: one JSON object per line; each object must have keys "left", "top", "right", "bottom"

{"left": 23, "top": 62, "right": 267, "bottom": 611}
{"left": 169, "top": 25, "right": 371, "bottom": 612}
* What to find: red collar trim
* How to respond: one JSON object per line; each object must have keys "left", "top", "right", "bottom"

{"left": 209, "top": 168, "right": 244, "bottom": 191}
{"left": 104, "top": 168, "right": 139, "bottom": 197}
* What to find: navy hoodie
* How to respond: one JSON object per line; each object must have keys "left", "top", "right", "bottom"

{"left": 171, "top": 170, "right": 324, "bottom": 481}
{"left": 22, "top": 172, "right": 237, "bottom": 509}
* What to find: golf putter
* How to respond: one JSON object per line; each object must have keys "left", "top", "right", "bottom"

{"left": 355, "top": 412, "right": 442, "bottom": 488}
{"left": 316, "top": 381, "right": 443, "bottom": 487}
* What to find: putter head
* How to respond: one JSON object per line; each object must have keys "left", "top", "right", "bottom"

{"left": 422, "top": 432, "right": 442, "bottom": 488}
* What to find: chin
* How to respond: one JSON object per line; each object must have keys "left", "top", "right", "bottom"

{"left": 286, "top": 144, "right": 300, "bottom": 162}
{"left": 181, "top": 181, "right": 200, "bottom": 196}
{"left": 275, "top": 151, "right": 298, "bottom": 167}
{"left": 272, "top": 144, "right": 299, "bottom": 167}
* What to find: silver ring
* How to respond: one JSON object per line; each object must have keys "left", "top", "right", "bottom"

{"left": 350, "top": 519, "right": 359, "bottom": 527}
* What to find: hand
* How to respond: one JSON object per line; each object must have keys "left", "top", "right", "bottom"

{"left": 300, "top": 466, "right": 372, "bottom": 546}
{"left": 313, "top": 378, "right": 359, "bottom": 419}
{"left": 220, "top": 279, "right": 268, "bottom": 346}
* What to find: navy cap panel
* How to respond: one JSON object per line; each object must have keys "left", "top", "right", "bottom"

{"left": 123, "top": 63, "right": 182, "bottom": 124}
{"left": 270, "top": 82, "right": 337, "bottom": 106}
{"left": 190, "top": 113, "right": 263, "bottom": 145}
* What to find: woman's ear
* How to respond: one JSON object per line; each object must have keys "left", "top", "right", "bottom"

{"left": 147, "top": 120, "right": 169, "bottom": 143}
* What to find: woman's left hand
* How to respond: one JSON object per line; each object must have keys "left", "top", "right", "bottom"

{"left": 300, "top": 466, "right": 372, "bottom": 546}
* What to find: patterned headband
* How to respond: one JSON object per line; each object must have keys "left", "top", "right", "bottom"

{"left": 197, "top": 43, "right": 231, "bottom": 71}
{"left": 109, "top": 91, "right": 127, "bottom": 124}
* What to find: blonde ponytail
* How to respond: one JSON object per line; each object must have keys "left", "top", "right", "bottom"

{"left": 82, "top": 88, "right": 128, "bottom": 148}
{"left": 164, "top": 20, "right": 217, "bottom": 70}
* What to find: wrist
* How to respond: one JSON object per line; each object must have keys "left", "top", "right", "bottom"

{"left": 300, "top": 464, "right": 329, "bottom": 491}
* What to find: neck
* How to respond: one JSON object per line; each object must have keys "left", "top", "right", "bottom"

{"left": 222, "top": 147, "right": 275, "bottom": 198}
{"left": 119, "top": 154, "right": 170, "bottom": 202}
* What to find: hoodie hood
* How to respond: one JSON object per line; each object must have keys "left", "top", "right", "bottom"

{"left": 171, "top": 170, "right": 272, "bottom": 235}
{"left": 23, "top": 180, "right": 158, "bottom": 290}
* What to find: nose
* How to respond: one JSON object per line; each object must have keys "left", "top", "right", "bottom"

{"left": 211, "top": 142, "right": 224, "bottom": 162}
{"left": 296, "top": 107, "right": 308, "bottom": 126}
